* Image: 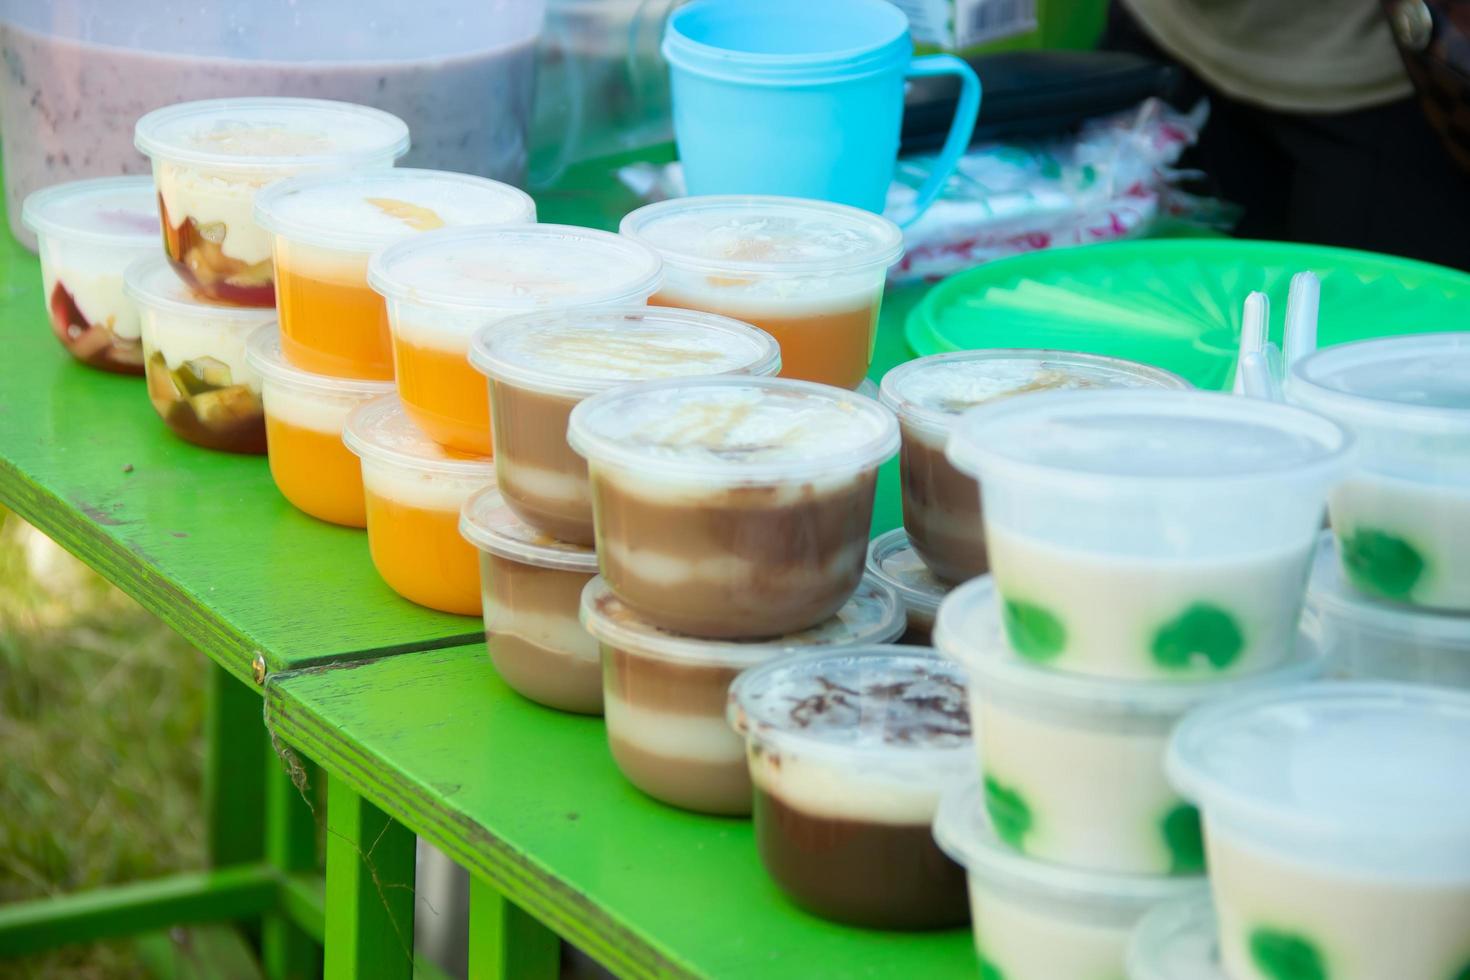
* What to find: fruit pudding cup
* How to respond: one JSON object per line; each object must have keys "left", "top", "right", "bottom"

{"left": 1168, "top": 683, "right": 1470, "bottom": 980}
{"left": 21, "top": 177, "right": 159, "bottom": 374}
{"left": 254, "top": 168, "right": 536, "bottom": 380}
{"left": 245, "top": 326, "right": 394, "bottom": 527}
{"left": 947, "top": 390, "right": 1353, "bottom": 680}
{"left": 933, "top": 780, "right": 1207, "bottom": 980}
{"left": 460, "top": 486, "right": 602, "bottom": 714}
{"left": 880, "top": 350, "right": 1189, "bottom": 584}
{"left": 568, "top": 377, "right": 900, "bottom": 637}
{"left": 124, "top": 255, "right": 275, "bottom": 453}
{"left": 1306, "top": 532, "right": 1470, "bottom": 687}
{"left": 368, "top": 225, "right": 664, "bottom": 454}
{"left": 1126, "top": 896, "right": 1228, "bottom": 980}
{"left": 619, "top": 195, "right": 903, "bottom": 390}
{"left": 343, "top": 396, "right": 494, "bottom": 615}
{"left": 469, "top": 306, "right": 781, "bottom": 545}
{"left": 1285, "top": 333, "right": 1470, "bottom": 612}
{"left": 581, "top": 574, "right": 903, "bottom": 815}
{"left": 866, "top": 529, "right": 950, "bottom": 645}
{"left": 935, "top": 575, "right": 1324, "bottom": 876}
{"left": 727, "top": 647, "right": 973, "bottom": 929}
{"left": 133, "top": 97, "right": 410, "bottom": 306}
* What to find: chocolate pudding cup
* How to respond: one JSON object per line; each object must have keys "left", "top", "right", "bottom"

{"left": 866, "top": 529, "right": 952, "bottom": 645}
{"left": 879, "top": 350, "right": 1189, "bottom": 584}
{"left": 582, "top": 575, "right": 904, "bottom": 816}
{"left": 460, "top": 486, "right": 602, "bottom": 714}
{"left": 567, "top": 376, "right": 900, "bottom": 638}
{"left": 728, "top": 646, "right": 973, "bottom": 929}
{"left": 469, "top": 306, "right": 781, "bottom": 545}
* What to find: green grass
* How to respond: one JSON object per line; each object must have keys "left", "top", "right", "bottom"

{"left": 0, "top": 507, "right": 206, "bottom": 978}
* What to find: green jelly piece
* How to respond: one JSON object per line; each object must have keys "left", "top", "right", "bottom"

{"left": 1250, "top": 928, "right": 1327, "bottom": 980}
{"left": 1160, "top": 803, "right": 1205, "bottom": 874}
{"left": 1340, "top": 527, "right": 1425, "bottom": 600}
{"left": 1151, "top": 602, "right": 1244, "bottom": 671}
{"left": 1001, "top": 599, "right": 1066, "bottom": 662}
{"left": 983, "top": 775, "right": 1032, "bottom": 850}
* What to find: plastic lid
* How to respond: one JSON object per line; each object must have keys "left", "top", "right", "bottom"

{"left": 933, "top": 577, "right": 1326, "bottom": 720}
{"left": 342, "top": 395, "right": 495, "bottom": 475}
{"left": 253, "top": 169, "right": 536, "bottom": 252}
{"left": 244, "top": 325, "right": 395, "bottom": 400}
{"left": 459, "top": 486, "right": 598, "bottom": 573}
{"left": 879, "top": 349, "right": 1190, "bottom": 434}
{"left": 1167, "top": 682, "right": 1470, "bottom": 847}
{"left": 468, "top": 306, "right": 782, "bottom": 397}
{"left": 726, "top": 646, "right": 971, "bottom": 758}
{"left": 134, "top": 97, "right": 410, "bottom": 171}
{"left": 865, "top": 529, "right": 948, "bottom": 621}
{"left": 1287, "top": 333, "right": 1470, "bottom": 435}
{"left": 579, "top": 574, "right": 904, "bottom": 668}
{"left": 566, "top": 377, "right": 900, "bottom": 480}
{"left": 21, "top": 176, "right": 159, "bottom": 246}
{"left": 1126, "top": 897, "right": 1225, "bottom": 980}
{"left": 123, "top": 255, "right": 277, "bottom": 327}
{"left": 367, "top": 225, "right": 663, "bottom": 313}
{"left": 1306, "top": 532, "right": 1470, "bottom": 650}
{"left": 934, "top": 780, "right": 1207, "bottom": 916}
{"left": 620, "top": 195, "right": 903, "bottom": 276}
{"left": 947, "top": 390, "right": 1351, "bottom": 488}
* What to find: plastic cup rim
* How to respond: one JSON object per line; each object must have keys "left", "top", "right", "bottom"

{"left": 1285, "top": 332, "right": 1470, "bottom": 436}
{"left": 122, "top": 255, "right": 277, "bottom": 326}
{"left": 21, "top": 176, "right": 160, "bottom": 248}
{"left": 341, "top": 394, "right": 495, "bottom": 477}
{"left": 458, "top": 486, "right": 598, "bottom": 573}
{"left": 864, "top": 528, "right": 946, "bottom": 617}
{"left": 243, "top": 325, "right": 395, "bottom": 400}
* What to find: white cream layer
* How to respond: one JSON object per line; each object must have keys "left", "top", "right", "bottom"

{"left": 154, "top": 159, "right": 280, "bottom": 265}
{"left": 41, "top": 236, "right": 154, "bottom": 341}
{"left": 140, "top": 307, "right": 263, "bottom": 392}
{"left": 968, "top": 879, "right": 1133, "bottom": 980}
{"left": 1330, "top": 473, "right": 1470, "bottom": 611}
{"left": 262, "top": 383, "right": 366, "bottom": 435}
{"left": 601, "top": 536, "right": 865, "bottom": 590}
{"left": 360, "top": 461, "right": 490, "bottom": 512}
{"left": 748, "top": 744, "right": 944, "bottom": 825}
{"left": 483, "top": 603, "right": 598, "bottom": 665}
{"left": 501, "top": 460, "right": 589, "bottom": 508}
{"left": 604, "top": 693, "right": 744, "bottom": 765}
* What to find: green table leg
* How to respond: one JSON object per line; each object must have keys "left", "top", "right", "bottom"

{"left": 324, "top": 775, "right": 415, "bottom": 980}
{"left": 206, "top": 662, "right": 266, "bottom": 868}
{"left": 467, "top": 876, "right": 559, "bottom": 980}
{"left": 263, "top": 740, "right": 321, "bottom": 979}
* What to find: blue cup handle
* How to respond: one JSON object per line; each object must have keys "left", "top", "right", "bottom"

{"left": 900, "top": 55, "right": 982, "bottom": 226}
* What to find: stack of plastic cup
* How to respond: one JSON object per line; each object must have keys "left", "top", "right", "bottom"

{"left": 931, "top": 389, "right": 1353, "bottom": 980}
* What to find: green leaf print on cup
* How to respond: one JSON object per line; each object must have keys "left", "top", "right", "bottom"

{"left": 1001, "top": 599, "right": 1066, "bottom": 662}
{"left": 1151, "top": 603, "right": 1244, "bottom": 671}
{"left": 1160, "top": 803, "right": 1205, "bottom": 874}
{"left": 1250, "top": 928, "right": 1327, "bottom": 980}
{"left": 983, "top": 775, "right": 1033, "bottom": 850}
{"left": 1340, "top": 527, "right": 1425, "bottom": 601}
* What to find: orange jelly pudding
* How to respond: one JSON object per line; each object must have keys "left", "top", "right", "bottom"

{"left": 393, "top": 337, "right": 493, "bottom": 454}
{"left": 344, "top": 394, "right": 495, "bottom": 616}
{"left": 273, "top": 248, "right": 393, "bottom": 379}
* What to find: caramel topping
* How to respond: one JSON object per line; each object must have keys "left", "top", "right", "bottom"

{"left": 935, "top": 369, "right": 1102, "bottom": 414}
{"left": 538, "top": 331, "right": 727, "bottom": 374}
{"left": 366, "top": 196, "right": 446, "bottom": 232}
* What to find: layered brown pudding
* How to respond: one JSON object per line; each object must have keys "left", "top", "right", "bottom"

{"left": 729, "top": 647, "right": 973, "bottom": 928}
{"left": 880, "top": 351, "right": 1190, "bottom": 583}
{"left": 582, "top": 575, "right": 904, "bottom": 815}
{"left": 472, "top": 307, "right": 781, "bottom": 546}
{"left": 461, "top": 487, "right": 601, "bottom": 715}
{"left": 567, "top": 377, "right": 900, "bottom": 638}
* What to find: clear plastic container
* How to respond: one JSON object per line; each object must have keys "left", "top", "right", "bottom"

{"left": 1126, "top": 897, "right": 1226, "bottom": 980}
{"left": 21, "top": 177, "right": 159, "bottom": 374}
{"left": 1306, "top": 531, "right": 1470, "bottom": 687}
{"left": 469, "top": 306, "right": 781, "bottom": 545}
{"left": 568, "top": 376, "right": 900, "bottom": 637}
{"left": 1285, "top": 333, "right": 1470, "bottom": 613}
{"left": 580, "top": 574, "right": 903, "bottom": 815}
{"left": 245, "top": 326, "right": 394, "bottom": 527}
{"left": 947, "top": 390, "right": 1353, "bottom": 680}
{"left": 133, "top": 97, "right": 409, "bottom": 306}
{"left": 933, "top": 780, "right": 1207, "bottom": 980}
{"left": 0, "top": 0, "right": 544, "bottom": 250}
{"left": 460, "top": 487, "right": 601, "bottom": 714}
{"left": 343, "top": 395, "right": 495, "bottom": 615}
{"left": 255, "top": 169, "right": 536, "bottom": 380}
{"left": 124, "top": 255, "right": 275, "bottom": 454}
{"left": 1169, "top": 682, "right": 1470, "bottom": 980}
{"left": 879, "top": 350, "right": 1189, "bottom": 584}
{"left": 935, "top": 575, "right": 1324, "bottom": 876}
{"left": 727, "top": 647, "right": 971, "bottom": 929}
{"left": 368, "top": 225, "right": 663, "bottom": 454}
{"left": 865, "top": 528, "right": 951, "bottom": 645}
{"left": 619, "top": 195, "right": 903, "bottom": 390}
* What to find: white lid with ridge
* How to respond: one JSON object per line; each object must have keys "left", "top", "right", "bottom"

{"left": 245, "top": 325, "right": 395, "bottom": 400}
{"left": 343, "top": 395, "right": 494, "bottom": 476}
{"left": 866, "top": 529, "right": 949, "bottom": 625}
{"left": 459, "top": 486, "right": 598, "bottom": 574}
{"left": 22, "top": 176, "right": 160, "bottom": 246}
{"left": 123, "top": 255, "right": 277, "bottom": 329}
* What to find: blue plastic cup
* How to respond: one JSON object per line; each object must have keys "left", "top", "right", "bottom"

{"left": 662, "top": 0, "right": 981, "bottom": 223}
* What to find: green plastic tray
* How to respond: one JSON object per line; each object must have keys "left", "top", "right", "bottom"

{"left": 906, "top": 239, "right": 1470, "bottom": 390}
